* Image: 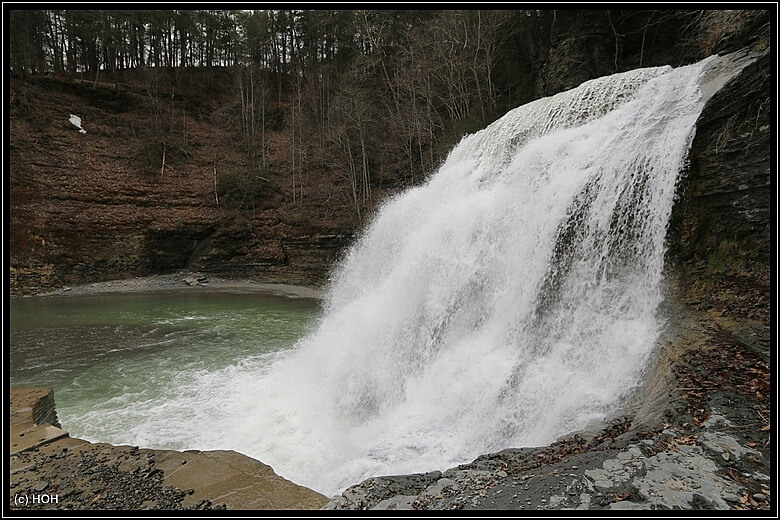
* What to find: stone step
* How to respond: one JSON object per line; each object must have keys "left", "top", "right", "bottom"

{"left": 10, "top": 423, "right": 70, "bottom": 456}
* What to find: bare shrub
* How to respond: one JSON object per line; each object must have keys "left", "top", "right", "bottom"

{"left": 695, "top": 10, "right": 759, "bottom": 55}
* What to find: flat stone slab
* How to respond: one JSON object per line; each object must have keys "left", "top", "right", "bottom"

{"left": 10, "top": 423, "right": 70, "bottom": 456}
{"left": 154, "top": 448, "right": 328, "bottom": 510}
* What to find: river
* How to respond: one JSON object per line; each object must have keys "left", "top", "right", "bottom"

{"left": 10, "top": 289, "right": 320, "bottom": 450}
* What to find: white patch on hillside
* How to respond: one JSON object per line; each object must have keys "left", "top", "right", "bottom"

{"left": 69, "top": 114, "right": 87, "bottom": 134}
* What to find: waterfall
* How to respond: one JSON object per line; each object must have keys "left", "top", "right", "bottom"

{"left": 117, "top": 52, "right": 752, "bottom": 497}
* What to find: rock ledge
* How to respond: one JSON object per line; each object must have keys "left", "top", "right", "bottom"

{"left": 8, "top": 388, "right": 328, "bottom": 511}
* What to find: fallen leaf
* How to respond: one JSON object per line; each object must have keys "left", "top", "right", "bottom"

{"left": 615, "top": 493, "right": 630, "bottom": 502}
{"left": 727, "top": 467, "right": 749, "bottom": 484}
{"left": 677, "top": 435, "right": 698, "bottom": 445}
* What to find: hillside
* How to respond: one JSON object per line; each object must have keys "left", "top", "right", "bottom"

{"left": 9, "top": 69, "right": 358, "bottom": 294}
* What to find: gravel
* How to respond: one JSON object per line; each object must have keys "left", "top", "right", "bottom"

{"left": 9, "top": 444, "right": 225, "bottom": 511}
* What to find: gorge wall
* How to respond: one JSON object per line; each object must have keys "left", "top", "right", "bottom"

{"left": 673, "top": 47, "right": 771, "bottom": 324}
{"left": 9, "top": 73, "right": 355, "bottom": 294}
{"left": 9, "top": 10, "right": 771, "bottom": 300}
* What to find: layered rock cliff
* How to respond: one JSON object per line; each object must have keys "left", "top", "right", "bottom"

{"left": 9, "top": 74, "right": 353, "bottom": 294}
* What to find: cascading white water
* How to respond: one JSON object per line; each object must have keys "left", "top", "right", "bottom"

{"left": 61, "top": 52, "right": 755, "bottom": 498}
{"left": 224, "top": 54, "right": 745, "bottom": 496}
{"left": 223, "top": 53, "right": 764, "bottom": 496}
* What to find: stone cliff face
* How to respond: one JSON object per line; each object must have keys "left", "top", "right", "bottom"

{"left": 507, "top": 10, "right": 711, "bottom": 106}
{"left": 679, "top": 50, "right": 771, "bottom": 260}
{"left": 670, "top": 42, "right": 770, "bottom": 323}
{"left": 8, "top": 76, "right": 352, "bottom": 295}
{"left": 197, "top": 233, "right": 355, "bottom": 287}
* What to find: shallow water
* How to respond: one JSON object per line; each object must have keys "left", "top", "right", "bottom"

{"left": 9, "top": 289, "right": 320, "bottom": 447}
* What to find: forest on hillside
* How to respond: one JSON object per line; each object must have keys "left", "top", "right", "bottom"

{"left": 9, "top": 9, "right": 765, "bottom": 224}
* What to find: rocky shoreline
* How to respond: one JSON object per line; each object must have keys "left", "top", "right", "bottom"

{"left": 9, "top": 274, "right": 772, "bottom": 511}
{"left": 9, "top": 388, "right": 329, "bottom": 511}
{"left": 10, "top": 273, "right": 332, "bottom": 511}
{"left": 14, "top": 270, "right": 325, "bottom": 300}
